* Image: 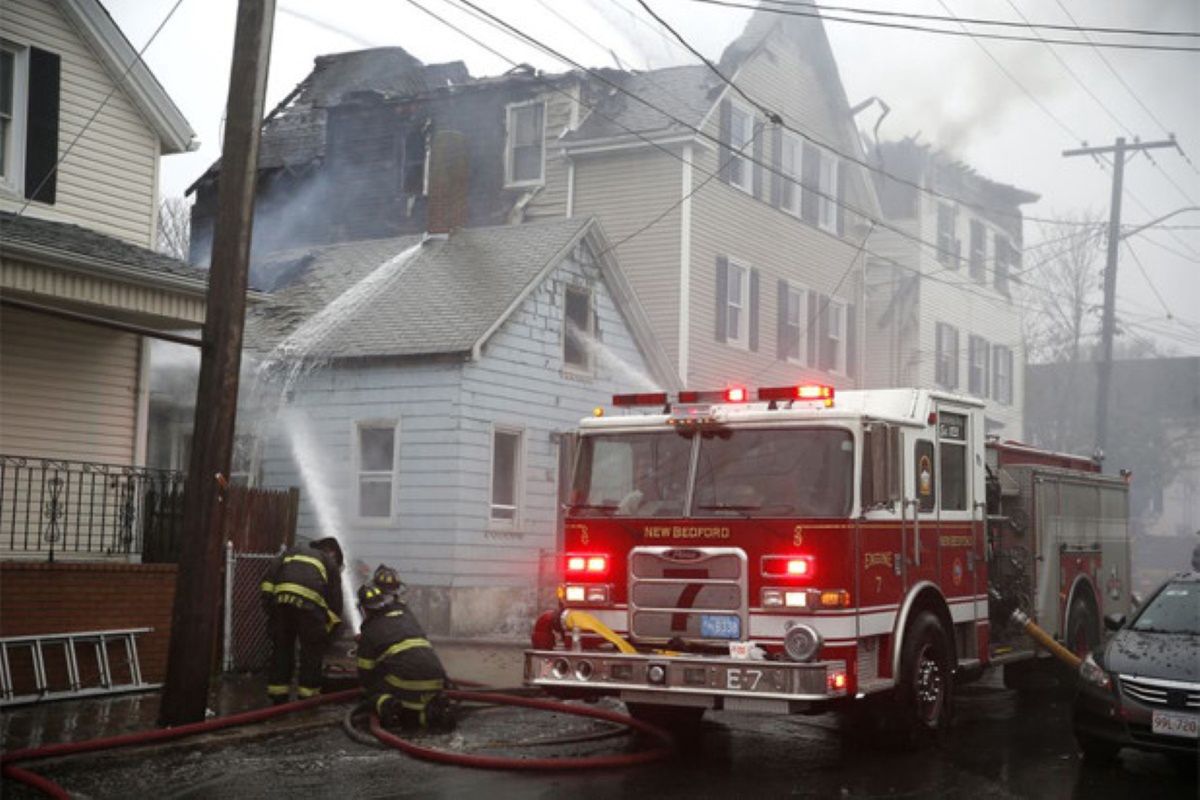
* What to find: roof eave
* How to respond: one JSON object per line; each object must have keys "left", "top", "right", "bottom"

{"left": 60, "top": 0, "right": 199, "bottom": 154}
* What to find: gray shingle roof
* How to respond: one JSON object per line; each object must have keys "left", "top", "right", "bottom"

{"left": 248, "top": 218, "right": 593, "bottom": 360}
{"left": 567, "top": 65, "right": 716, "bottom": 141}
{"left": 0, "top": 211, "right": 206, "bottom": 283}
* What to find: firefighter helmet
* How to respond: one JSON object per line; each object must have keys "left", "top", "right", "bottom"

{"left": 373, "top": 564, "right": 402, "bottom": 593}
{"left": 312, "top": 536, "right": 344, "bottom": 569}
{"left": 358, "top": 583, "right": 389, "bottom": 613}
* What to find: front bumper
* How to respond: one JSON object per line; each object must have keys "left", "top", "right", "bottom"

{"left": 524, "top": 649, "right": 848, "bottom": 713}
{"left": 1073, "top": 682, "right": 1200, "bottom": 756}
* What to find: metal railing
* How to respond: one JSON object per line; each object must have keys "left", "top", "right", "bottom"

{"left": 0, "top": 454, "right": 185, "bottom": 562}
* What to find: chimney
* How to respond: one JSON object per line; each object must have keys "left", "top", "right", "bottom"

{"left": 427, "top": 130, "right": 469, "bottom": 235}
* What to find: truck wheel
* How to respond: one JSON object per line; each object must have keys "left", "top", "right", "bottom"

{"left": 1059, "top": 597, "right": 1100, "bottom": 692}
{"left": 624, "top": 702, "right": 704, "bottom": 734}
{"left": 894, "top": 611, "right": 954, "bottom": 746}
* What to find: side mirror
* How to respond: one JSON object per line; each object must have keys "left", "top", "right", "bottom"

{"left": 1103, "top": 613, "right": 1126, "bottom": 632}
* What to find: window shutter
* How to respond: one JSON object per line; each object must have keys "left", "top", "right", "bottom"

{"left": 717, "top": 99, "right": 733, "bottom": 184}
{"left": 752, "top": 120, "right": 764, "bottom": 200}
{"left": 846, "top": 303, "right": 857, "bottom": 378}
{"left": 25, "top": 48, "right": 61, "bottom": 204}
{"left": 777, "top": 279, "right": 789, "bottom": 359}
{"left": 801, "top": 142, "right": 819, "bottom": 223}
{"left": 806, "top": 291, "right": 818, "bottom": 365}
{"left": 835, "top": 162, "right": 847, "bottom": 236}
{"left": 769, "top": 127, "right": 783, "bottom": 208}
{"left": 1005, "top": 348, "right": 1014, "bottom": 404}
{"left": 817, "top": 293, "right": 831, "bottom": 370}
{"left": 748, "top": 268, "right": 760, "bottom": 352}
{"left": 936, "top": 323, "right": 945, "bottom": 385}
{"left": 715, "top": 256, "right": 728, "bottom": 342}
{"left": 951, "top": 327, "right": 960, "bottom": 388}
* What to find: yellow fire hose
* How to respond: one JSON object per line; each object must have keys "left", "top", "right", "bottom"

{"left": 1008, "top": 607, "right": 1083, "bottom": 671}
{"left": 561, "top": 610, "right": 638, "bottom": 654}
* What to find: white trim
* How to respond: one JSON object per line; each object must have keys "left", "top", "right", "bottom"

{"left": 352, "top": 418, "right": 400, "bottom": 524}
{"left": 783, "top": 282, "right": 809, "bottom": 367}
{"left": 825, "top": 296, "right": 848, "bottom": 375}
{"left": 133, "top": 336, "right": 151, "bottom": 465}
{"left": 779, "top": 129, "right": 803, "bottom": 218}
{"left": 724, "top": 258, "right": 751, "bottom": 350}
{"left": 504, "top": 99, "right": 546, "bottom": 188}
{"left": 488, "top": 423, "right": 525, "bottom": 528}
{"left": 0, "top": 39, "right": 29, "bottom": 198}
{"left": 563, "top": 133, "right": 713, "bottom": 156}
{"left": 57, "top": 0, "right": 197, "bottom": 153}
{"left": 817, "top": 154, "right": 839, "bottom": 233}
{"left": 678, "top": 143, "right": 693, "bottom": 385}
{"left": 727, "top": 101, "right": 755, "bottom": 195}
{"left": 565, "top": 159, "right": 575, "bottom": 218}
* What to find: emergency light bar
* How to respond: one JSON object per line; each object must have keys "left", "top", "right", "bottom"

{"left": 612, "top": 392, "right": 669, "bottom": 407}
{"left": 758, "top": 384, "right": 835, "bottom": 406}
{"left": 610, "top": 384, "right": 834, "bottom": 409}
{"left": 677, "top": 386, "right": 748, "bottom": 404}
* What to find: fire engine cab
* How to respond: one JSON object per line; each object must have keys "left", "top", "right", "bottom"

{"left": 524, "top": 385, "right": 1131, "bottom": 736}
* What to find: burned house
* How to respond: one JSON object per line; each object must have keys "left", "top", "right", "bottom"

{"left": 864, "top": 138, "right": 1038, "bottom": 436}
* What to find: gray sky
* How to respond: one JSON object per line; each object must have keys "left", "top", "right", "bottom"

{"left": 105, "top": 0, "right": 1200, "bottom": 354}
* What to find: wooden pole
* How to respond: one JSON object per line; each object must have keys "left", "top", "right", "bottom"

{"left": 159, "top": 0, "right": 276, "bottom": 726}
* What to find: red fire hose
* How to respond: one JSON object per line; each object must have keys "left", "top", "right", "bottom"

{"left": 368, "top": 689, "right": 674, "bottom": 770}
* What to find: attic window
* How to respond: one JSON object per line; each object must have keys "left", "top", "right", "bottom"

{"left": 506, "top": 101, "right": 544, "bottom": 186}
{"left": 564, "top": 285, "right": 593, "bottom": 372}
{"left": 402, "top": 126, "right": 426, "bottom": 195}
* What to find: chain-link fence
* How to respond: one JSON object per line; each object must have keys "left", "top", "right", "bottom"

{"left": 222, "top": 545, "right": 279, "bottom": 673}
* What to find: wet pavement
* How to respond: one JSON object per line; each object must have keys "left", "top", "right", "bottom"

{"left": 3, "top": 656, "right": 1196, "bottom": 799}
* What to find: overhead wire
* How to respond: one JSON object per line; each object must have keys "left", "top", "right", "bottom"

{"left": 681, "top": 0, "right": 1200, "bottom": 53}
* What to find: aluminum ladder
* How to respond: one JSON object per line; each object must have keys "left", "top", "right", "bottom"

{"left": 0, "top": 628, "right": 160, "bottom": 705}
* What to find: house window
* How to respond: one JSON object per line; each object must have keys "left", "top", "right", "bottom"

{"left": 969, "top": 219, "right": 986, "bottom": 282}
{"left": 356, "top": 422, "right": 397, "bottom": 519}
{"left": 725, "top": 260, "right": 749, "bottom": 348}
{"left": 993, "top": 344, "right": 1013, "bottom": 405}
{"left": 780, "top": 283, "right": 807, "bottom": 363}
{"left": 402, "top": 126, "right": 426, "bottom": 196}
{"left": 728, "top": 102, "right": 754, "bottom": 194}
{"left": 968, "top": 335, "right": 989, "bottom": 396}
{"left": 779, "top": 131, "right": 802, "bottom": 216}
{"left": 935, "top": 322, "right": 959, "bottom": 389}
{"left": 505, "top": 101, "right": 544, "bottom": 186}
{"left": 994, "top": 235, "right": 1012, "bottom": 294}
{"left": 821, "top": 298, "right": 847, "bottom": 373}
{"left": 0, "top": 41, "right": 28, "bottom": 196}
{"left": 937, "top": 203, "right": 958, "bottom": 267}
{"left": 490, "top": 427, "right": 522, "bottom": 522}
{"left": 564, "top": 285, "right": 593, "bottom": 372}
{"left": 817, "top": 153, "right": 839, "bottom": 232}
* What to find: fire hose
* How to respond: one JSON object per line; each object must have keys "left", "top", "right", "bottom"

{"left": 990, "top": 588, "right": 1084, "bottom": 671}
{"left": 3, "top": 684, "right": 673, "bottom": 797}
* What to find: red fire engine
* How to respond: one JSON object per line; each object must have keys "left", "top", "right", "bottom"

{"left": 525, "top": 385, "right": 1132, "bottom": 736}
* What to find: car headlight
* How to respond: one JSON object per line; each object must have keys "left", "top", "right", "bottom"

{"left": 1079, "top": 652, "right": 1112, "bottom": 691}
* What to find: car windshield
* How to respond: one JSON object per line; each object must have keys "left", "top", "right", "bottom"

{"left": 569, "top": 426, "right": 854, "bottom": 518}
{"left": 1131, "top": 581, "right": 1200, "bottom": 635}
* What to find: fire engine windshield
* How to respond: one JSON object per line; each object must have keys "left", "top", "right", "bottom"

{"left": 569, "top": 432, "right": 692, "bottom": 517}
{"left": 569, "top": 427, "right": 853, "bottom": 518}
{"left": 693, "top": 428, "right": 854, "bottom": 518}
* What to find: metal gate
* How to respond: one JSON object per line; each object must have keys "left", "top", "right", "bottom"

{"left": 222, "top": 544, "right": 280, "bottom": 673}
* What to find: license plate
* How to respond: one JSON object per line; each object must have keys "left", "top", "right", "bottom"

{"left": 700, "top": 614, "right": 740, "bottom": 639}
{"left": 1152, "top": 709, "right": 1199, "bottom": 739}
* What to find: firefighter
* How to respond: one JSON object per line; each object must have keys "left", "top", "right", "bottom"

{"left": 260, "top": 536, "right": 345, "bottom": 704}
{"left": 355, "top": 583, "right": 452, "bottom": 731}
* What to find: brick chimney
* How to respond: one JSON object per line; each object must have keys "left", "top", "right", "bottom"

{"left": 426, "top": 130, "right": 469, "bottom": 235}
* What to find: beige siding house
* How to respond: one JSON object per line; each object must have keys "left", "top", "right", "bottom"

{"left": 564, "top": 11, "right": 880, "bottom": 391}
{"left": 1, "top": 0, "right": 206, "bottom": 560}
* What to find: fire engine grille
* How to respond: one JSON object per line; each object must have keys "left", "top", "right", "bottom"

{"left": 1120, "top": 675, "right": 1200, "bottom": 709}
{"left": 628, "top": 547, "right": 747, "bottom": 642}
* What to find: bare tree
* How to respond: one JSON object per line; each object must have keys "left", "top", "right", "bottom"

{"left": 1021, "top": 212, "right": 1104, "bottom": 366}
{"left": 156, "top": 197, "right": 192, "bottom": 262}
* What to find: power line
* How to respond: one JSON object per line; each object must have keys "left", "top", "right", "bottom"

{"left": 1122, "top": 239, "right": 1173, "bottom": 319}
{"left": 1130, "top": 231, "right": 1200, "bottom": 263}
{"left": 683, "top": 0, "right": 1200, "bottom": 53}
{"left": 17, "top": 0, "right": 188, "bottom": 217}
{"left": 758, "top": 0, "right": 1200, "bottom": 40}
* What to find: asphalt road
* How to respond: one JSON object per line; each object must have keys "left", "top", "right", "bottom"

{"left": 7, "top": 672, "right": 1197, "bottom": 799}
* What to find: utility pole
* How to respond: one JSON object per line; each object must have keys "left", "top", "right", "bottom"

{"left": 1062, "top": 136, "right": 1179, "bottom": 465}
{"left": 160, "top": 0, "right": 276, "bottom": 726}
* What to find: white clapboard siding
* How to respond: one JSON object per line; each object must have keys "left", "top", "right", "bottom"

{"left": 0, "top": 306, "right": 140, "bottom": 463}
{"left": 0, "top": 0, "right": 159, "bottom": 247}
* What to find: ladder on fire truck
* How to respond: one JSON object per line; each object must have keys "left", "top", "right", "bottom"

{"left": 0, "top": 628, "right": 159, "bottom": 706}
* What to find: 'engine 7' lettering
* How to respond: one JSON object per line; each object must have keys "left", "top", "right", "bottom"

{"left": 727, "top": 669, "right": 763, "bottom": 691}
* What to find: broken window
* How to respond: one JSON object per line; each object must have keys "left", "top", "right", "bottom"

{"left": 402, "top": 126, "right": 426, "bottom": 195}
{"left": 357, "top": 422, "right": 397, "bottom": 519}
{"left": 564, "top": 285, "right": 593, "bottom": 371}
{"left": 506, "top": 101, "right": 544, "bottom": 185}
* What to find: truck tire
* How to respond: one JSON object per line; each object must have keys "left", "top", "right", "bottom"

{"left": 624, "top": 702, "right": 704, "bottom": 734}
{"left": 1058, "top": 597, "right": 1100, "bottom": 693}
{"left": 894, "top": 611, "right": 954, "bottom": 746}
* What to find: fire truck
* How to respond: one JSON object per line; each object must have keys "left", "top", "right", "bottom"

{"left": 524, "top": 384, "right": 1132, "bottom": 737}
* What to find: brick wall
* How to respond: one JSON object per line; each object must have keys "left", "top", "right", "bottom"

{"left": 0, "top": 561, "right": 178, "bottom": 690}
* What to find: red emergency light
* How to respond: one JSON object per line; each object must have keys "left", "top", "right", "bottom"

{"left": 565, "top": 553, "right": 609, "bottom": 576}
{"left": 762, "top": 555, "right": 815, "bottom": 580}
{"left": 612, "top": 392, "right": 669, "bottom": 407}
{"left": 677, "top": 387, "right": 750, "bottom": 404}
{"left": 757, "top": 383, "right": 835, "bottom": 406}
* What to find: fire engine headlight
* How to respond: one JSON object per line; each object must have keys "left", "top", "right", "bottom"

{"left": 564, "top": 585, "right": 586, "bottom": 603}
{"left": 585, "top": 585, "right": 610, "bottom": 603}
{"left": 1079, "top": 653, "right": 1112, "bottom": 691}
{"left": 783, "top": 622, "right": 821, "bottom": 663}
{"left": 763, "top": 588, "right": 809, "bottom": 608}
